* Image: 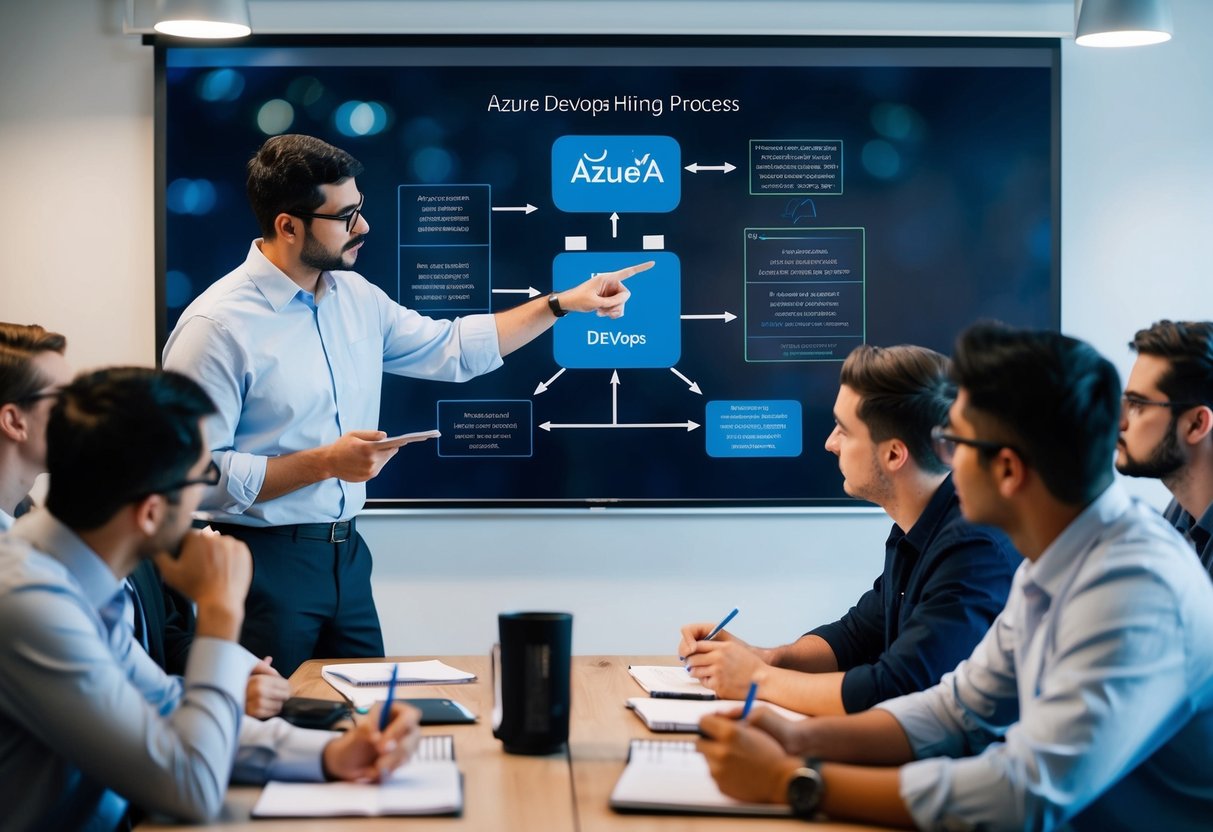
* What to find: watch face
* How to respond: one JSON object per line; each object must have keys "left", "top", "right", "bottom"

{"left": 787, "top": 769, "right": 823, "bottom": 818}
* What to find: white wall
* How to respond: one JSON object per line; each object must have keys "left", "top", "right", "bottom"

{"left": 2, "top": 0, "right": 1209, "bottom": 655}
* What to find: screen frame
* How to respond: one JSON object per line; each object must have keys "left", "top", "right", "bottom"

{"left": 152, "top": 33, "right": 1061, "bottom": 512}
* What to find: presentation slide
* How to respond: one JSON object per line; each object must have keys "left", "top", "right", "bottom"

{"left": 159, "top": 37, "right": 1059, "bottom": 507}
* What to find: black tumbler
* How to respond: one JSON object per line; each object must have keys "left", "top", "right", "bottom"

{"left": 491, "top": 611, "right": 573, "bottom": 755}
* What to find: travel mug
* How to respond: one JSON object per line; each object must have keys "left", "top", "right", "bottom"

{"left": 491, "top": 611, "right": 573, "bottom": 754}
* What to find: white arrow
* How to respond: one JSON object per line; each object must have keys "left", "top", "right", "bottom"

{"left": 540, "top": 420, "right": 701, "bottom": 432}
{"left": 610, "top": 370, "right": 620, "bottom": 424}
{"left": 491, "top": 204, "right": 538, "bottom": 214}
{"left": 681, "top": 311, "right": 738, "bottom": 323}
{"left": 684, "top": 162, "right": 737, "bottom": 174}
{"left": 609, "top": 212, "right": 619, "bottom": 239}
{"left": 669, "top": 367, "right": 703, "bottom": 396}
{"left": 491, "top": 287, "right": 541, "bottom": 298}
{"left": 533, "top": 367, "right": 566, "bottom": 395}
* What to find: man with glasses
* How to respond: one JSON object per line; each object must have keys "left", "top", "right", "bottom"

{"left": 164, "top": 134, "right": 655, "bottom": 674}
{"left": 694, "top": 323, "right": 1213, "bottom": 830}
{"left": 677, "top": 344, "right": 1018, "bottom": 716}
{"left": 0, "top": 322, "right": 71, "bottom": 530}
{"left": 0, "top": 367, "right": 421, "bottom": 830}
{"left": 1116, "top": 320, "right": 1213, "bottom": 575}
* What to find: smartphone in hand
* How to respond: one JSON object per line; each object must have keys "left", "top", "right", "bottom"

{"left": 371, "top": 429, "right": 441, "bottom": 450}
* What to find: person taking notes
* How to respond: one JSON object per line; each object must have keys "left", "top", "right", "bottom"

{"left": 679, "top": 344, "right": 1019, "bottom": 716}
{"left": 0, "top": 368, "right": 421, "bottom": 830}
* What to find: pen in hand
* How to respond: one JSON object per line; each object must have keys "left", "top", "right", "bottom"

{"left": 740, "top": 681, "right": 758, "bottom": 719}
{"left": 681, "top": 607, "right": 740, "bottom": 663}
{"left": 380, "top": 662, "right": 399, "bottom": 732}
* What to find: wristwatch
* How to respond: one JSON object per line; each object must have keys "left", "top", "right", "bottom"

{"left": 786, "top": 759, "right": 825, "bottom": 819}
{"left": 547, "top": 292, "right": 568, "bottom": 318}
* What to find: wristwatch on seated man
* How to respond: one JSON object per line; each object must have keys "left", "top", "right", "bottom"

{"left": 786, "top": 758, "right": 825, "bottom": 819}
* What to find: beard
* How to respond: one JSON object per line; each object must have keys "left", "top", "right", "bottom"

{"left": 1117, "top": 418, "right": 1185, "bottom": 480}
{"left": 300, "top": 230, "right": 365, "bottom": 272}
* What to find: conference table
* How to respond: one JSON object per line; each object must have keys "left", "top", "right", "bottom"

{"left": 139, "top": 656, "right": 891, "bottom": 831}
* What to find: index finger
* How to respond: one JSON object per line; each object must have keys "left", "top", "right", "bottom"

{"left": 697, "top": 712, "right": 736, "bottom": 740}
{"left": 607, "top": 260, "right": 655, "bottom": 282}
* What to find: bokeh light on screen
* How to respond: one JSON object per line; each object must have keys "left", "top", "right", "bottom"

{"left": 197, "top": 69, "right": 244, "bottom": 102}
{"left": 861, "top": 139, "right": 901, "bottom": 180}
{"left": 256, "top": 99, "right": 295, "bottom": 134}
{"left": 286, "top": 76, "right": 325, "bottom": 107}
{"left": 165, "top": 270, "right": 193, "bottom": 308}
{"left": 870, "top": 102, "right": 925, "bottom": 142}
{"left": 334, "top": 100, "right": 392, "bottom": 137}
{"left": 411, "top": 147, "right": 455, "bottom": 182}
{"left": 166, "top": 178, "right": 217, "bottom": 215}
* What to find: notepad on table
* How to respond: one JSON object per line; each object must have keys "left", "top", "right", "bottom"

{"left": 323, "top": 660, "right": 476, "bottom": 686}
{"left": 610, "top": 738, "right": 791, "bottom": 816}
{"left": 252, "top": 735, "right": 463, "bottom": 818}
{"left": 626, "top": 696, "right": 807, "bottom": 733}
{"left": 627, "top": 665, "right": 716, "bottom": 700}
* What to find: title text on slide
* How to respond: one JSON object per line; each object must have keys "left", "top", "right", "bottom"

{"left": 486, "top": 95, "right": 740, "bottom": 117}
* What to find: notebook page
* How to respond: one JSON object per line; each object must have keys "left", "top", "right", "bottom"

{"left": 321, "top": 660, "right": 476, "bottom": 686}
{"left": 627, "top": 665, "right": 715, "bottom": 698}
{"left": 626, "top": 697, "right": 807, "bottom": 731}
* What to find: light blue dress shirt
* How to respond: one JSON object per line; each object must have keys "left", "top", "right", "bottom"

{"left": 0, "top": 511, "right": 331, "bottom": 830}
{"left": 877, "top": 483, "right": 1213, "bottom": 832}
{"left": 0, "top": 508, "right": 13, "bottom": 531}
{"left": 162, "top": 241, "right": 503, "bottom": 525}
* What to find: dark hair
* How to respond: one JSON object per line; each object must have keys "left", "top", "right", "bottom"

{"left": 246, "top": 134, "right": 365, "bottom": 238}
{"left": 1129, "top": 320, "right": 1213, "bottom": 408}
{"left": 0, "top": 322, "right": 67, "bottom": 405}
{"left": 46, "top": 367, "right": 216, "bottom": 531}
{"left": 839, "top": 344, "right": 954, "bottom": 474}
{"left": 953, "top": 322, "right": 1120, "bottom": 506}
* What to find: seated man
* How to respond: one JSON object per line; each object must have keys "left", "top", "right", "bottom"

{"left": 1117, "top": 319, "right": 1213, "bottom": 574}
{"left": 0, "top": 321, "right": 288, "bottom": 718}
{"left": 697, "top": 324, "right": 1213, "bottom": 830}
{"left": 0, "top": 367, "right": 421, "bottom": 830}
{"left": 680, "top": 344, "right": 1019, "bottom": 715}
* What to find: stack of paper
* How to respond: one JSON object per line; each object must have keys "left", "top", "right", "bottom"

{"left": 626, "top": 696, "right": 807, "bottom": 732}
{"left": 322, "top": 660, "right": 477, "bottom": 710}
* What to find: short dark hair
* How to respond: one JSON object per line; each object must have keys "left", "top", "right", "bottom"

{"left": 0, "top": 322, "right": 67, "bottom": 406}
{"left": 1129, "top": 320, "right": 1213, "bottom": 408}
{"left": 839, "top": 344, "right": 954, "bottom": 474}
{"left": 246, "top": 134, "right": 364, "bottom": 238}
{"left": 953, "top": 322, "right": 1120, "bottom": 506}
{"left": 46, "top": 367, "right": 216, "bottom": 531}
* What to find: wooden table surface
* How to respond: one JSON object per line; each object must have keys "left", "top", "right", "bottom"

{"left": 138, "top": 656, "right": 891, "bottom": 831}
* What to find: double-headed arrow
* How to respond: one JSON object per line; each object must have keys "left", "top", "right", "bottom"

{"left": 684, "top": 162, "right": 737, "bottom": 174}
{"left": 538, "top": 370, "right": 700, "bottom": 431}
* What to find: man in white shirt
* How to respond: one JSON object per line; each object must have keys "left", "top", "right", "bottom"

{"left": 696, "top": 323, "right": 1213, "bottom": 831}
{"left": 0, "top": 322, "right": 71, "bottom": 530}
{"left": 0, "top": 367, "right": 421, "bottom": 831}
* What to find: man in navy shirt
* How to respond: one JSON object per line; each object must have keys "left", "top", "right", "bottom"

{"left": 679, "top": 344, "right": 1019, "bottom": 715}
{"left": 1117, "top": 319, "right": 1213, "bottom": 575}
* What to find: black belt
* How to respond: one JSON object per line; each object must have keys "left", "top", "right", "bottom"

{"left": 212, "top": 520, "right": 355, "bottom": 544}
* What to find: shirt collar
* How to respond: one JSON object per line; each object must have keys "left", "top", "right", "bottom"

{"left": 10, "top": 510, "right": 123, "bottom": 613}
{"left": 0, "top": 508, "right": 13, "bottom": 532}
{"left": 1024, "top": 481, "right": 1130, "bottom": 598}
{"left": 244, "top": 239, "right": 337, "bottom": 312}
{"left": 900, "top": 474, "right": 957, "bottom": 554}
{"left": 1192, "top": 500, "right": 1213, "bottom": 535}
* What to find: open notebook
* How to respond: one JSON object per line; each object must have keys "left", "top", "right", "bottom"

{"left": 627, "top": 696, "right": 807, "bottom": 732}
{"left": 252, "top": 735, "right": 463, "bottom": 818}
{"left": 628, "top": 665, "right": 715, "bottom": 699}
{"left": 322, "top": 661, "right": 477, "bottom": 710}
{"left": 610, "top": 739, "right": 791, "bottom": 816}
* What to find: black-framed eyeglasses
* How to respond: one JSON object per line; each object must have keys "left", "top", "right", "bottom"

{"left": 931, "top": 425, "right": 1022, "bottom": 465}
{"left": 8, "top": 387, "right": 62, "bottom": 407}
{"left": 288, "top": 192, "right": 364, "bottom": 233}
{"left": 1121, "top": 393, "right": 1203, "bottom": 419}
{"left": 157, "top": 459, "right": 221, "bottom": 494}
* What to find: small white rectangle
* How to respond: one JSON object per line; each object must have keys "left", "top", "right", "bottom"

{"left": 565, "top": 236, "right": 588, "bottom": 251}
{"left": 642, "top": 235, "right": 665, "bottom": 250}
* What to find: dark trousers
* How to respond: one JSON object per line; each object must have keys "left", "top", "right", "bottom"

{"left": 210, "top": 523, "right": 385, "bottom": 676}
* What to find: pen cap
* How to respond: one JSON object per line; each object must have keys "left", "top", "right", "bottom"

{"left": 492, "top": 611, "right": 572, "bottom": 755}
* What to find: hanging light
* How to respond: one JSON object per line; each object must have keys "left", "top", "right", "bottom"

{"left": 153, "top": 0, "right": 252, "bottom": 39}
{"left": 1075, "top": 0, "right": 1172, "bottom": 48}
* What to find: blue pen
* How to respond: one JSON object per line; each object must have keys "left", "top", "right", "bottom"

{"left": 740, "top": 681, "right": 759, "bottom": 719}
{"left": 682, "top": 607, "right": 740, "bottom": 665}
{"left": 380, "top": 663, "right": 399, "bottom": 732}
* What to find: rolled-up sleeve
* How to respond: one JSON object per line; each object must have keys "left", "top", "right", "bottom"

{"left": 163, "top": 315, "right": 267, "bottom": 515}
{"left": 377, "top": 281, "right": 503, "bottom": 381}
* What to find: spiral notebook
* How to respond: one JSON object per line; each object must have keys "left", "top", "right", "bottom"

{"left": 252, "top": 735, "right": 463, "bottom": 818}
{"left": 610, "top": 739, "right": 791, "bottom": 816}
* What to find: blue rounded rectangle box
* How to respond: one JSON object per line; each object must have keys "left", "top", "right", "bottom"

{"left": 553, "top": 251, "right": 680, "bottom": 369}
{"left": 706, "top": 400, "right": 803, "bottom": 458}
{"left": 551, "top": 135, "right": 681, "bottom": 213}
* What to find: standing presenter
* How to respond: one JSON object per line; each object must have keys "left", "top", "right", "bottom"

{"left": 164, "top": 134, "right": 652, "bottom": 674}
